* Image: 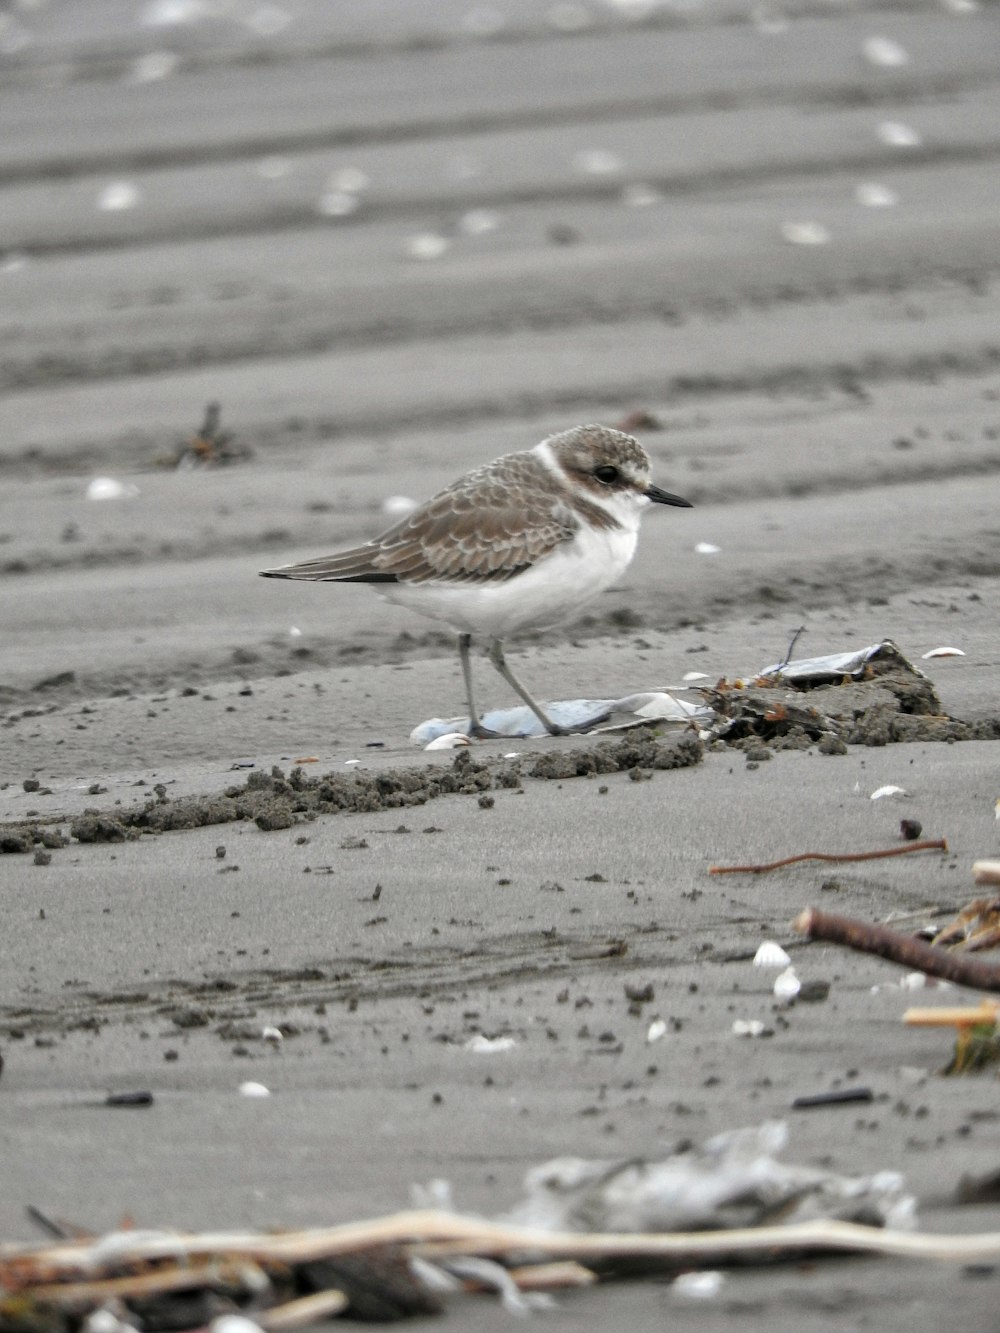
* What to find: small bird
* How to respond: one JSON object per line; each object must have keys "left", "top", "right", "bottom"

{"left": 260, "top": 424, "right": 692, "bottom": 737}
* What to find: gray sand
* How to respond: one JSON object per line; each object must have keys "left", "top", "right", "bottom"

{"left": 3, "top": 2, "right": 1000, "bottom": 1328}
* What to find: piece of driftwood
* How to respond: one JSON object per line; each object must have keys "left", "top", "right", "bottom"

{"left": 793, "top": 907, "right": 1000, "bottom": 992}
{"left": 7, "top": 1211, "right": 1000, "bottom": 1274}
{"left": 905, "top": 1003, "right": 1000, "bottom": 1028}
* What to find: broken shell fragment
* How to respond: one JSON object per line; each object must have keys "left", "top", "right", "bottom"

{"left": 732, "top": 1019, "right": 768, "bottom": 1037}
{"left": 424, "top": 733, "right": 472, "bottom": 750}
{"left": 773, "top": 967, "right": 801, "bottom": 1001}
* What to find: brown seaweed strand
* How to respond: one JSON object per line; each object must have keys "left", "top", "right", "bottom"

{"left": 793, "top": 907, "right": 1000, "bottom": 993}
{"left": 709, "top": 839, "right": 947, "bottom": 875}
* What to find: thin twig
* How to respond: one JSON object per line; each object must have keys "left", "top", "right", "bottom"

{"left": 793, "top": 907, "right": 1000, "bottom": 992}
{"left": 259, "top": 1289, "right": 349, "bottom": 1329}
{"left": 710, "top": 839, "right": 947, "bottom": 875}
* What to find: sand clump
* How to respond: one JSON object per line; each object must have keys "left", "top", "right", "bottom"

{"left": 1, "top": 732, "right": 703, "bottom": 853}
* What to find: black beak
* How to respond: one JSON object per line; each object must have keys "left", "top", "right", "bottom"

{"left": 645, "top": 483, "right": 693, "bottom": 508}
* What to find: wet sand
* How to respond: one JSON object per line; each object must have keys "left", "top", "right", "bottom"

{"left": 3, "top": 2, "right": 1000, "bottom": 1328}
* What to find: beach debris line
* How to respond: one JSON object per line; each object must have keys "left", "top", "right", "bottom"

{"left": 12, "top": 1124, "right": 1000, "bottom": 1328}
{"left": 710, "top": 839, "right": 947, "bottom": 875}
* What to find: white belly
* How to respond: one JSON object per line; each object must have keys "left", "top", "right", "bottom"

{"left": 381, "top": 523, "right": 639, "bottom": 639}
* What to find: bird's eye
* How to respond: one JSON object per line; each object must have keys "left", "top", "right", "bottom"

{"left": 593, "top": 465, "right": 619, "bottom": 484}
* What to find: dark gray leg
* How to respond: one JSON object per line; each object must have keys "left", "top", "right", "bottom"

{"left": 486, "top": 639, "right": 570, "bottom": 736}
{"left": 458, "top": 633, "right": 499, "bottom": 739}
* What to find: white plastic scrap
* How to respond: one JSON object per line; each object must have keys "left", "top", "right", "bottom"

{"left": 502, "top": 1121, "right": 915, "bottom": 1235}
{"left": 760, "top": 640, "right": 923, "bottom": 684}
{"left": 646, "top": 1018, "right": 668, "bottom": 1044}
{"left": 411, "top": 691, "right": 711, "bottom": 743}
{"left": 695, "top": 541, "right": 721, "bottom": 554}
{"left": 239, "top": 1081, "right": 271, "bottom": 1098}
{"left": 753, "top": 940, "right": 791, "bottom": 969}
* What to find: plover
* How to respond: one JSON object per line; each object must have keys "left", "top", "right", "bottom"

{"left": 260, "top": 424, "right": 691, "bottom": 737}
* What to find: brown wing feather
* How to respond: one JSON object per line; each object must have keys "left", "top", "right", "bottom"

{"left": 260, "top": 450, "right": 579, "bottom": 585}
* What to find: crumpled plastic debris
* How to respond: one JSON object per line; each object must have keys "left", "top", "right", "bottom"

{"left": 412, "top": 692, "right": 710, "bottom": 743}
{"left": 758, "top": 639, "right": 924, "bottom": 683}
{"left": 501, "top": 1122, "right": 915, "bottom": 1234}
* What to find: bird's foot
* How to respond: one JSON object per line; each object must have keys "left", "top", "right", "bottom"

{"left": 467, "top": 722, "right": 502, "bottom": 740}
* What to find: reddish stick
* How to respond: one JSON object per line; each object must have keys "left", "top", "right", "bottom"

{"left": 793, "top": 907, "right": 1000, "bottom": 993}
{"left": 709, "top": 839, "right": 947, "bottom": 875}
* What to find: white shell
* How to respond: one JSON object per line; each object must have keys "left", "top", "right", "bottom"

{"left": 317, "top": 190, "right": 360, "bottom": 218}
{"left": 424, "top": 732, "right": 472, "bottom": 750}
{"left": 381, "top": 494, "right": 419, "bottom": 517}
{"left": 406, "top": 233, "right": 450, "bottom": 260}
{"left": 780, "top": 220, "right": 832, "bottom": 246}
{"left": 459, "top": 209, "right": 501, "bottom": 236}
{"left": 877, "top": 120, "right": 922, "bottom": 147}
{"left": 573, "top": 148, "right": 623, "bottom": 175}
{"left": 209, "top": 1317, "right": 265, "bottom": 1333}
{"left": 862, "top": 36, "right": 909, "bottom": 66}
{"left": 694, "top": 541, "right": 721, "bottom": 554}
{"left": 239, "top": 1081, "right": 271, "bottom": 1098}
{"left": 732, "top": 1019, "right": 767, "bottom": 1037}
{"left": 870, "top": 784, "right": 909, "bottom": 800}
{"left": 646, "top": 1018, "right": 668, "bottom": 1044}
{"left": 86, "top": 476, "right": 140, "bottom": 501}
{"left": 672, "top": 1271, "right": 724, "bottom": 1301}
{"left": 856, "top": 182, "right": 898, "bottom": 208}
{"left": 921, "top": 646, "right": 965, "bottom": 659}
{"left": 773, "top": 967, "right": 801, "bottom": 1001}
{"left": 682, "top": 671, "right": 710, "bottom": 682}
{"left": 261, "top": 1025, "right": 283, "bottom": 1042}
{"left": 753, "top": 941, "right": 791, "bottom": 969}
{"left": 98, "top": 181, "right": 141, "bottom": 212}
